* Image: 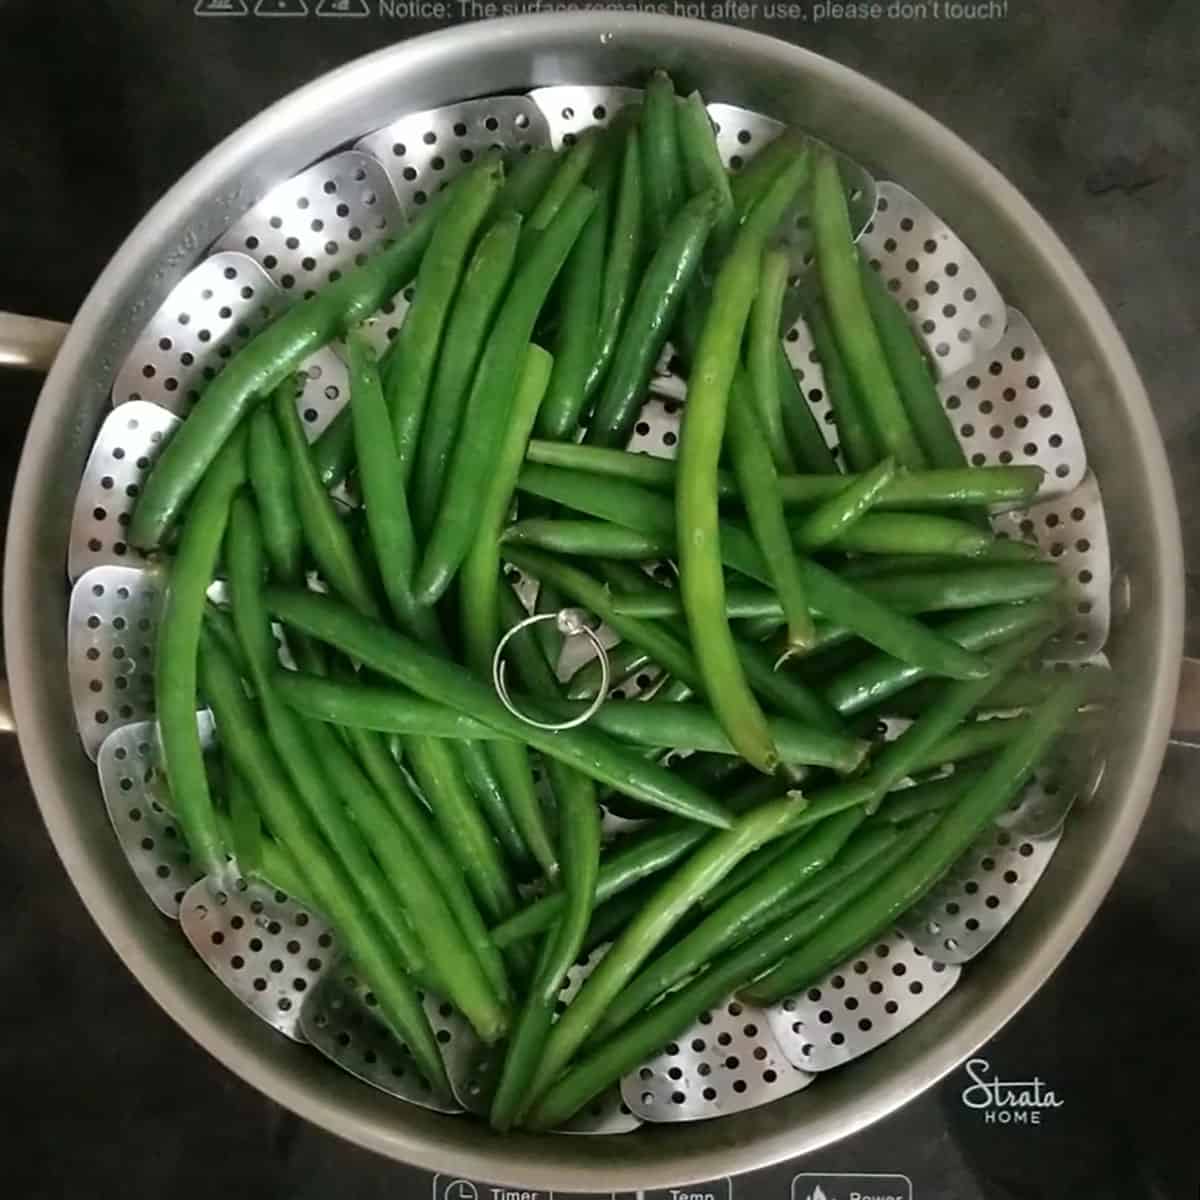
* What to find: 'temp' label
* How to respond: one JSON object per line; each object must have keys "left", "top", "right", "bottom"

{"left": 792, "top": 1173, "right": 913, "bottom": 1200}
{"left": 644, "top": 1180, "right": 733, "bottom": 1200}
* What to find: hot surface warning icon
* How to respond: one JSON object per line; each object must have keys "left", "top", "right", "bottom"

{"left": 195, "top": 0, "right": 249, "bottom": 14}
{"left": 254, "top": 0, "right": 309, "bottom": 14}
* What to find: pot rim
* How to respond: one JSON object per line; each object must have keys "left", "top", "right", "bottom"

{"left": 4, "top": 13, "right": 1183, "bottom": 1190}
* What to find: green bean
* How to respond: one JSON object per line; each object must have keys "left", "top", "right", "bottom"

{"left": 813, "top": 150, "right": 925, "bottom": 468}
{"left": 217, "top": 809, "right": 312, "bottom": 906}
{"left": 584, "top": 189, "right": 720, "bottom": 448}
{"left": 503, "top": 518, "right": 670, "bottom": 560}
{"left": 196, "top": 628, "right": 448, "bottom": 1092}
{"left": 804, "top": 297, "right": 877, "bottom": 472}
{"left": 524, "top": 132, "right": 600, "bottom": 248}
{"left": 676, "top": 157, "right": 812, "bottom": 773}
{"left": 515, "top": 466, "right": 990, "bottom": 681}
{"left": 412, "top": 212, "right": 524, "bottom": 537}
{"left": 462, "top": 345, "right": 555, "bottom": 679}
{"left": 567, "top": 640, "right": 652, "bottom": 702}
{"left": 524, "top": 813, "right": 936, "bottom": 1129}
{"left": 703, "top": 815, "right": 903, "bottom": 943}
{"left": 806, "top": 511, "right": 1001, "bottom": 557}
{"left": 676, "top": 752, "right": 754, "bottom": 794}
{"left": 593, "top": 565, "right": 673, "bottom": 611}
{"left": 461, "top": 344, "right": 559, "bottom": 878}
{"left": 523, "top": 792, "right": 809, "bottom": 1111}
{"left": 641, "top": 69, "right": 685, "bottom": 241}
{"left": 338, "top": 715, "right": 512, "bottom": 1006}
{"left": 224, "top": 760, "right": 263, "bottom": 876}
{"left": 247, "top": 407, "right": 303, "bottom": 583}
{"left": 493, "top": 585, "right": 604, "bottom": 1018}
{"left": 977, "top": 538, "right": 1043, "bottom": 563}
{"left": 741, "top": 675, "right": 1088, "bottom": 1004}
{"left": 776, "top": 346, "right": 841, "bottom": 475}
{"left": 580, "top": 882, "right": 658, "bottom": 956}
{"left": 677, "top": 90, "right": 737, "bottom": 253}
{"left": 587, "top": 130, "right": 644, "bottom": 399}
{"left": 265, "top": 585, "right": 733, "bottom": 829}
{"left": 793, "top": 456, "right": 896, "bottom": 549}
{"left": 274, "top": 670, "right": 497, "bottom": 739}
{"left": 505, "top": 546, "right": 694, "bottom": 687}
{"left": 506, "top": 546, "right": 840, "bottom": 736}
{"left": 345, "top": 331, "right": 441, "bottom": 643}
{"left": 524, "top": 442, "right": 1043, "bottom": 510}
{"left": 490, "top": 821, "right": 714, "bottom": 948}
{"left": 595, "top": 809, "right": 887, "bottom": 1038}
{"left": 538, "top": 157, "right": 614, "bottom": 441}
{"left": 535, "top": 699, "right": 868, "bottom": 774}
{"left": 727, "top": 370, "right": 815, "bottom": 649}
{"left": 801, "top": 566, "right": 989, "bottom": 684}
{"left": 859, "top": 256, "right": 966, "bottom": 469}
{"left": 860, "top": 564, "right": 1060, "bottom": 613}
{"left": 530, "top": 579, "right": 567, "bottom": 682}
{"left": 386, "top": 158, "right": 505, "bottom": 487}
{"left": 854, "top": 628, "right": 1051, "bottom": 786}
{"left": 747, "top": 248, "right": 798, "bottom": 472}
{"left": 497, "top": 582, "right": 563, "bottom": 699}
{"left": 839, "top": 554, "right": 984, "bottom": 580}
{"left": 307, "top": 716, "right": 509, "bottom": 1041}
{"left": 730, "top": 131, "right": 807, "bottom": 219}
{"left": 490, "top": 768, "right": 600, "bottom": 1129}
{"left": 611, "top": 585, "right": 776, "bottom": 619}
{"left": 734, "top": 638, "right": 849, "bottom": 735}
{"left": 130, "top": 196, "right": 446, "bottom": 549}
{"left": 456, "top": 738, "right": 535, "bottom": 876}
{"left": 308, "top": 407, "right": 356, "bottom": 489}
{"left": 403, "top": 734, "right": 518, "bottom": 923}
{"left": 875, "top": 764, "right": 989, "bottom": 824}
{"left": 201, "top": 601, "right": 250, "bottom": 687}
{"left": 495, "top": 147, "right": 559, "bottom": 216}
{"left": 610, "top": 562, "right": 1057, "bottom": 625}
{"left": 507, "top": 507, "right": 1004, "bottom": 567}
{"left": 909, "top": 714, "right": 1030, "bottom": 769}
{"left": 701, "top": 627, "right": 1049, "bottom": 909}
{"left": 696, "top": 788, "right": 864, "bottom": 913}
{"left": 156, "top": 430, "right": 246, "bottom": 877}
{"left": 787, "top": 564, "right": 1060, "bottom": 657}
{"left": 884, "top": 664, "right": 1110, "bottom": 717}
{"left": 417, "top": 185, "right": 597, "bottom": 604}
{"left": 826, "top": 598, "right": 1061, "bottom": 716}
{"left": 223, "top": 495, "right": 434, "bottom": 985}
{"left": 273, "top": 379, "right": 381, "bottom": 618}
{"left": 492, "top": 700, "right": 1013, "bottom": 955}
{"left": 590, "top": 559, "right": 670, "bottom": 608}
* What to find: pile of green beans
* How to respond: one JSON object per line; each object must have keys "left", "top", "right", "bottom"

{"left": 128, "top": 70, "right": 1095, "bottom": 1131}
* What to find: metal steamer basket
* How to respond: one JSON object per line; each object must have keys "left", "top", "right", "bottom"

{"left": 1, "top": 14, "right": 1193, "bottom": 1193}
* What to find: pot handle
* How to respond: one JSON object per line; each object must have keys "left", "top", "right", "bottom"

{"left": 1171, "top": 656, "right": 1200, "bottom": 748}
{"left": 0, "top": 312, "right": 70, "bottom": 372}
{"left": 0, "top": 311, "right": 69, "bottom": 733}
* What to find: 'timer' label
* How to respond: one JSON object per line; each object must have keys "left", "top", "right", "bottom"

{"left": 432, "top": 1178, "right": 634, "bottom": 1200}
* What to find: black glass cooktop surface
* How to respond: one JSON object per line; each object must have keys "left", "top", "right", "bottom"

{"left": 1, "top": 2, "right": 1196, "bottom": 1196}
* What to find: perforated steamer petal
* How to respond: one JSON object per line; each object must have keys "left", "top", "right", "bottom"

{"left": 4, "top": 15, "right": 1186, "bottom": 1191}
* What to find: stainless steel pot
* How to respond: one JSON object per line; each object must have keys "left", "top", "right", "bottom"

{"left": 0, "top": 14, "right": 1192, "bottom": 1191}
